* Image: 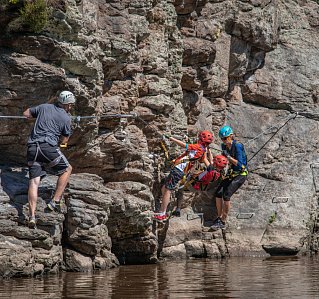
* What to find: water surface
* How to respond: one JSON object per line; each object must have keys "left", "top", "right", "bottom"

{"left": 1, "top": 257, "right": 319, "bottom": 298}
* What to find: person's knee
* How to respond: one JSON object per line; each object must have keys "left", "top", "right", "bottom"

{"left": 29, "top": 177, "right": 40, "bottom": 187}
{"left": 163, "top": 188, "right": 171, "bottom": 197}
{"left": 61, "top": 165, "right": 72, "bottom": 178}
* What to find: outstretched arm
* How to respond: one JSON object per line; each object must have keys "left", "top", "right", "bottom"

{"left": 167, "top": 136, "right": 186, "bottom": 148}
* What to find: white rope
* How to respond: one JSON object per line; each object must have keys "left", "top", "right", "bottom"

{"left": 0, "top": 113, "right": 138, "bottom": 121}
{"left": 0, "top": 115, "right": 27, "bottom": 119}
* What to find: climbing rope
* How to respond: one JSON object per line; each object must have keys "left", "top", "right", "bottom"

{"left": 247, "top": 112, "right": 298, "bottom": 162}
{"left": 0, "top": 113, "right": 137, "bottom": 121}
{"left": 73, "top": 113, "right": 137, "bottom": 122}
{"left": 245, "top": 113, "right": 296, "bottom": 146}
{"left": 0, "top": 115, "right": 27, "bottom": 119}
{"left": 0, "top": 109, "right": 311, "bottom": 165}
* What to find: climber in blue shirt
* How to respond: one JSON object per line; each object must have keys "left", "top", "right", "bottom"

{"left": 211, "top": 125, "right": 248, "bottom": 230}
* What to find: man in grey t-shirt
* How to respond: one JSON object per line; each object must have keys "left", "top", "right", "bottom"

{"left": 23, "top": 91, "right": 76, "bottom": 228}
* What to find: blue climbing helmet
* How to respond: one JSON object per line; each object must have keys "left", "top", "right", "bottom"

{"left": 218, "top": 125, "right": 233, "bottom": 139}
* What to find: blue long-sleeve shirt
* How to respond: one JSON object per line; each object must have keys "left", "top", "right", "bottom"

{"left": 222, "top": 140, "right": 247, "bottom": 172}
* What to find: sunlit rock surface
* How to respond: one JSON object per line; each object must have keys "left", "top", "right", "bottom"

{"left": 0, "top": 0, "right": 319, "bottom": 277}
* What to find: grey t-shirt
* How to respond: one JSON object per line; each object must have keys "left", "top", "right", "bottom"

{"left": 28, "top": 103, "right": 72, "bottom": 146}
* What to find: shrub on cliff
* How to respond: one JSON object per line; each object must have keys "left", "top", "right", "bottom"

{"left": 20, "top": 0, "right": 48, "bottom": 33}
{"left": 2, "top": 0, "right": 66, "bottom": 33}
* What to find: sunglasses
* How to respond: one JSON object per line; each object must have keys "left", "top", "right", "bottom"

{"left": 221, "top": 137, "right": 229, "bottom": 141}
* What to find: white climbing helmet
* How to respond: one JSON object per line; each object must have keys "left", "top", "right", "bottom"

{"left": 58, "top": 91, "right": 76, "bottom": 105}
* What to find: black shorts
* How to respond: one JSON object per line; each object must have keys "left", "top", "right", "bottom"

{"left": 164, "top": 167, "right": 184, "bottom": 190}
{"left": 215, "top": 175, "right": 247, "bottom": 201}
{"left": 27, "top": 143, "right": 70, "bottom": 179}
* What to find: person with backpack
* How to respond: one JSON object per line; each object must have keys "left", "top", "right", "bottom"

{"left": 23, "top": 91, "right": 76, "bottom": 228}
{"left": 211, "top": 125, "right": 248, "bottom": 230}
{"left": 153, "top": 130, "right": 214, "bottom": 222}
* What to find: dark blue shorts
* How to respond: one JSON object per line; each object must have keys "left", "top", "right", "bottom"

{"left": 27, "top": 143, "right": 69, "bottom": 179}
{"left": 215, "top": 175, "right": 246, "bottom": 201}
{"left": 164, "top": 167, "right": 184, "bottom": 190}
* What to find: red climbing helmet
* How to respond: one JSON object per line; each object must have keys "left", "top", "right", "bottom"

{"left": 198, "top": 130, "right": 214, "bottom": 145}
{"left": 213, "top": 155, "right": 228, "bottom": 170}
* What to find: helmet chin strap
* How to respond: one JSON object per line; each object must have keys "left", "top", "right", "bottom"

{"left": 199, "top": 140, "right": 208, "bottom": 147}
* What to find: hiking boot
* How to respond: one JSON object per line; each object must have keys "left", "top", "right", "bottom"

{"left": 153, "top": 214, "right": 168, "bottom": 222}
{"left": 47, "top": 199, "right": 63, "bottom": 212}
{"left": 28, "top": 216, "right": 37, "bottom": 229}
{"left": 171, "top": 209, "right": 181, "bottom": 217}
{"left": 210, "top": 218, "right": 225, "bottom": 230}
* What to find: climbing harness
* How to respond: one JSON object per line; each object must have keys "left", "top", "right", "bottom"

{"left": 224, "top": 167, "right": 248, "bottom": 180}
{"left": 178, "top": 161, "right": 205, "bottom": 190}
{"left": 28, "top": 142, "right": 63, "bottom": 168}
{"left": 222, "top": 140, "right": 248, "bottom": 179}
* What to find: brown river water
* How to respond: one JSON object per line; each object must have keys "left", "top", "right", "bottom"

{"left": 1, "top": 257, "right": 319, "bottom": 299}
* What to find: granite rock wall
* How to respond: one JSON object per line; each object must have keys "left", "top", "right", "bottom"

{"left": 0, "top": 0, "right": 319, "bottom": 277}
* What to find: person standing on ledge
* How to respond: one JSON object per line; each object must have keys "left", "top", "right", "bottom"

{"left": 211, "top": 125, "right": 248, "bottom": 230}
{"left": 23, "top": 91, "right": 76, "bottom": 228}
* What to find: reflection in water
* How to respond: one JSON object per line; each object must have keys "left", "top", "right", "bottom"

{"left": 1, "top": 257, "right": 319, "bottom": 298}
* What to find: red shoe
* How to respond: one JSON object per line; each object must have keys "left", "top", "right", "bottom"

{"left": 153, "top": 214, "right": 168, "bottom": 222}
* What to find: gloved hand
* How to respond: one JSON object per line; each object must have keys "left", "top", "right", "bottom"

{"left": 163, "top": 133, "right": 171, "bottom": 139}
{"left": 60, "top": 143, "right": 68, "bottom": 148}
{"left": 222, "top": 150, "right": 230, "bottom": 159}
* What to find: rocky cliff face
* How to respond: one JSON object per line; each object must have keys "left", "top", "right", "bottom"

{"left": 0, "top": 0, "right": 319, "bottom": 277}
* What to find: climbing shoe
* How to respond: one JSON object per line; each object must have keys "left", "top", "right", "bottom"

{"left": 210, "top": 218, "right": 225, "bottom": 230}
{"left": 47, "top": 199, "right": 63, "bottom": 212}
{"left": 171, "top": 209, "right": 181, "bottom": 217}
{"left": 153, "top": 214, "right": 168, "bottom": 222}
{"left": 28, "top": 216, "right": 37, "bottom": 229}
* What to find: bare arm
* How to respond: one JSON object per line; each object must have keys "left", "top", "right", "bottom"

{"left": 60, "top": 136, "right": 69, "bottom": 144}
{"left": 168, "top": 136, "right": 186, "bottom": 148}
{"left": 23, "top": 108, "right": 32, "bottom": 118}
{"left": 207, "top": 149, "right": 213, "bottom": 164}
{"left": 228, "top": 156, "right": 238, "bottom": 166}
{"left": 203, "top": 156, "right": 210, "bottom": 167}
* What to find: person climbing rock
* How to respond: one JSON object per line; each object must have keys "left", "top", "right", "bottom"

{"left": 191, "top": 154, "right": 228, "bottom": 191}
{"left": 23, "top": 91, "right": 76, "bottom": 228}
{"left": 153, "top": 130, "right": 214, "bottom": 222}
{"left": 211, "top": 125, "right": 248, "bottom": 230}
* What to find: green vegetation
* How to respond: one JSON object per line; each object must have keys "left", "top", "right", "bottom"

{"left": 268, "top": 211, "right": 277, "bottom": 224}
{"left": 20, "top": 0, "right": 48, "bottom": 33}
{"left": 2, "top": 0, "right": 65, "bottom": 33}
